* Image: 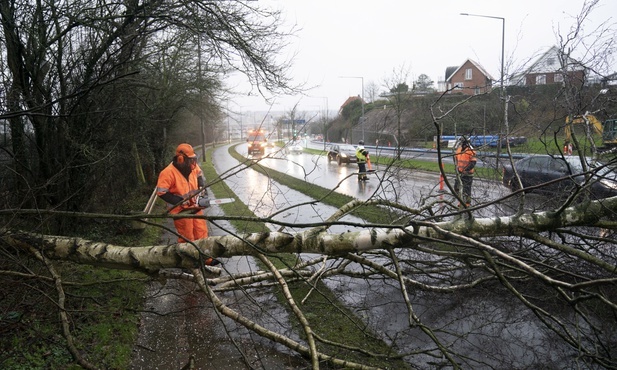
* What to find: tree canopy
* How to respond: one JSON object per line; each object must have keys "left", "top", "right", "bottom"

{"left": 0, "top": 0, "right": 295, "bottom": 213}
{"left": 414, "top": 73, "right": 434, "bottom": 92}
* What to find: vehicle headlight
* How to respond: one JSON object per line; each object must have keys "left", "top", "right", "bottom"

{"left": 600, "top": 178, "right": 617, "bottom": 190}
{"left": 340, "top": 153, "right": 347, "bottom": 158}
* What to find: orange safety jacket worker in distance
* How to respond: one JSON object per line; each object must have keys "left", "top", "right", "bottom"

{"left": 454, "top": 143, "right": 477, "bottom": 207}
{"left": 455, "top": 145, "right": 477, "bottom": 175}
{"left": 156, "top": 162, "right": 208, "bottom": 242}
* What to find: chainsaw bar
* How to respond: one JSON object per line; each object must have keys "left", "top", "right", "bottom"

{"left": 207, "top": 198, "right": 235, "bottom": 205}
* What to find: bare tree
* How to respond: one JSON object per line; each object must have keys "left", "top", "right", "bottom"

{"left": 382, "top": 64, "right": 412, "bottom": 157}
{"left": 365, "top": 80, "right": 380, "bottom": 103}
{"left": 0, "top": 0, "right": 296, "bottom": 213}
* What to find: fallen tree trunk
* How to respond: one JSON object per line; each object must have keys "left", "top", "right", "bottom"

{"left": 2, "top": 195, "right": 615, "bottom": 274}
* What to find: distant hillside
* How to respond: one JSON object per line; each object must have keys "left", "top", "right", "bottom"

{"left": 325, "top": 84, "right": 616, "bottom": 147}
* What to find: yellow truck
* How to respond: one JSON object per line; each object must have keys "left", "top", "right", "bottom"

{"left": 565, "top": 113, "right": 617, "bottom": 151}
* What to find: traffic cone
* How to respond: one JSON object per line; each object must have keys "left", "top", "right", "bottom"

{"left": 438, "top": 162, "right": 446, "bottom": 193}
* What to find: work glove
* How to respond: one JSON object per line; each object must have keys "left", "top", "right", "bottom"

{"left": 464, "top": 162, "right": 476, "bottom": 173}
{"left": 198, "top": 196, "right": 210, "bottom": 208}
{"left": 204, "top": 257, "right": 221, "bottom": 266}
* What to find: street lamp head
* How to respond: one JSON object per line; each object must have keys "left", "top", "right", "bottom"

{"left": 459, "top": 12, "right": 504, "bottom": 21}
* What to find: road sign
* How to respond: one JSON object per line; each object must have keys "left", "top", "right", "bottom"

{"left": 282, "top": 119, "right": 306, "bottom": 125}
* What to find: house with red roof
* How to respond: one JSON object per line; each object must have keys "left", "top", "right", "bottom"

{"left": 442, "top": 59, "right": 494, "bottom": 96}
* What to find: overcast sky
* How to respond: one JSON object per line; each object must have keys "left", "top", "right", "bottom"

{"left": 227, "top": 0, "right": 616, "bottom": 123}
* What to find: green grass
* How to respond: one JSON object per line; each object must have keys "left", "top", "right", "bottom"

{"left": 0, "top": 261, "right": 149, "bottom": 369}
{"left": 0, "top": 185, "right": 163, "bottom": 369}
{"left": 283, "top": 278, "right": 412, "bottom": 369}
{"left": 69, "top": 267, "right": 146, "bottom": 368}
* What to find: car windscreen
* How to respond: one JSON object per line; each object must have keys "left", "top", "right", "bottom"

{"left": 563, "top": 157, "right": 616, "bottom": 177}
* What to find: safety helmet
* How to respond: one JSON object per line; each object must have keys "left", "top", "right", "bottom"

{"left": 358, "top": 140, "right": 364, "bottom": 145}
{"left": 175, "top": 143, "right": 197, "bottom": 158}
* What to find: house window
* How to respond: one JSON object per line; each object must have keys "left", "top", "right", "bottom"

{"left": 547, "top": 57, "right": 555, "bottom": 66}
{"left": 554, "top": 73, "right": 564, "bottom": 83}
{"left": 454, "top": 82, "right": 463, "bottom": 90}
{"left": 465, "top": 68, "right": 472, "bottom": 80}
{"left": 536, "top": 74, "right": 546, "bottom": 85}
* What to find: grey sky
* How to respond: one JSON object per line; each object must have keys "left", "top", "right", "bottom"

{"left": 227, "top": 0, "right": 616, "bottom": 123}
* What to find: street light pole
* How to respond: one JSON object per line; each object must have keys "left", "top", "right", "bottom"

{"left": 226, "top": 100, "right": 230, "bottom": 143}
{"left": 460, "top": 12, "right": 506, "bottom": 167}
{"left": 339, "top": 76, "right": 365, "bottom": 144}
{"left": 317, "top": 96, "right": 329, "bottom": 150}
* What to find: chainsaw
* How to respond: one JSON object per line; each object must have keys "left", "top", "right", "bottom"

{"left": 179, "top": 196, "right": 235, "bottom": 213}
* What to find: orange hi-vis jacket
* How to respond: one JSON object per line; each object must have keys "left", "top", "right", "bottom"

{"left": 455, "top": 146, "right": 477, "bottom": 175}
{"left": 193, "top": 164, "right": 204, "bottom": 184}
{"left": 156, "top": 163, "right": 201, "bottom": 214}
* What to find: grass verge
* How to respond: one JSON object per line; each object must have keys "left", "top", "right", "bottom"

{"left": 0, "top": 191, "right": 162, "bottom": 369}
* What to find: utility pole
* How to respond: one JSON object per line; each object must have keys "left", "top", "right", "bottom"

{"left": 461, "top": 13, "right": 506, "bottom": 168}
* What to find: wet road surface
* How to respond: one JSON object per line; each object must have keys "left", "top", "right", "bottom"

{"left": 217, "top": 142, "right": 563, "bottom": 368}
{"left": 243, "top": 142, "right": 514, "bottom": 218}
{"left": 213, "top": 144, "right": 368, "bottom": 234}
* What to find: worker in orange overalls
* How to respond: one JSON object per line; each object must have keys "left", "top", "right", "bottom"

{"left": 156, "top": 144, "right": 208, "bottom": 238}
{"left": 453, "top": 137, "right": 477, "bottom": 207}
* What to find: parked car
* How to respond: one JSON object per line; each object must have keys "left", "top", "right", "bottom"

{"left": 502, "top": 155, "right": 617, "bottom": 199}
{"left": 327, "top": 144, "right": 358, "bottom": 165}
